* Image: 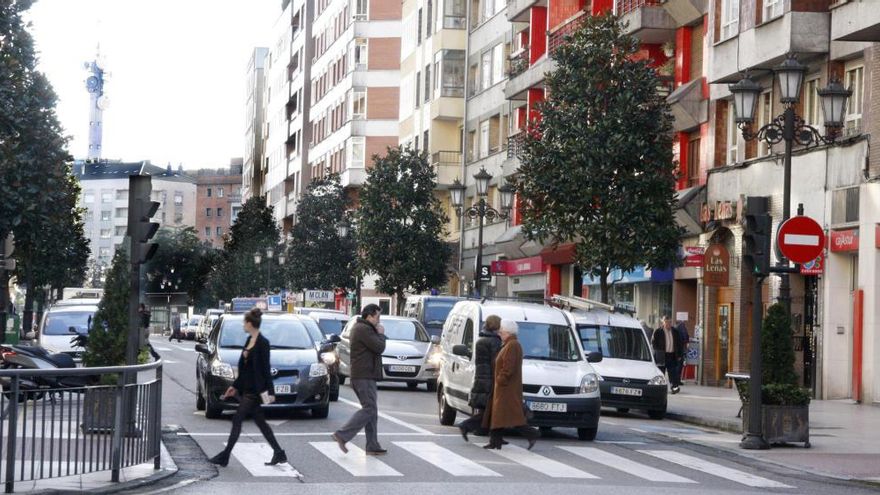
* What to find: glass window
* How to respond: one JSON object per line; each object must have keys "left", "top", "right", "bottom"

{"left": 479, "top": 120, "right": 490, "bottom": 158}
{"left": 721, "top": 0, "right": 739, "bottom": 40}
{"left": 84, "top": 192, "right": 95, "bottom": 203}
{"left": 99, "top": 247, "right": 111, "bottom": 258}
{"left": 100, "top": 228, "right": 111, "bottom": 239}
{"left": 492, "top": 44, "right": 504, "bottom": 84}
{"left": 218, "top": 187, "right": 224, "bottom": 197}
{"left": 114, "top": 226, "right": 127, "bottom": 236}
{"left": 424, "top": 301, "right": 455, "bottom": 325}
{"left": 101, "top": 210, "right": 111, "bottom": 221}
{"left": 441, "top": 50, "right": 465, "bottom": 97}
{"left": 205, "top": 226, "right": 211, "bottom": 237}
{"left": 763, "top": 0, "right": 782, "bottom": 21}
{"left": 757, "top": 89, "right": 773, "bottom": 156}
{"left": 382, "top": 319, "right": 429, "bottom": 342}
{"left": 845, "top": 65, "right": 864, "bottom": 135}
{"left": 517, "top": 322, "right": 580, "bottom": 361}
{"left": 350, "top": 89, "right": 367, "bottom": 119}
{"left": 220, "top": 318, "right": 316, "bottom": 349}
{"left": 115, "top": 207, "right": 127, "bottom": 218}
{"left": 115, "top": 190, "right": 128, "bottom": 201}
{"left": 101, "top": 192, "right": 112, "bottom": 203}
{"left": 577, "top": 325, "right": 652, "bottom": 361}
{"left": 217, "top": 207, "right": 223, "bottom": 217}
{"left": 425, "top": 64, "right": 431, "bottom": 102}
{"left": 216, "top": 226, "right": 222, "bottom": 236}
{"left": 315, "top": 318, "right": 347, "bottom": 335}
{"left": 353, "top": 38, "right": 368, "bottom": 70}
{"left": 42, "top": 310, "right": 95, "bottom": 335}
{"left": 206, "top": 208, "right": 212, "bottom": 217}
{"left": 803, "top": 78, "right": 820, "bottom": 126}
{"left": 481, "top": 50, "right": 492, "bottom": 90}
{"left": 461, "top": 318, "right": 474, "bottom": 352}
{"left": 443, "top": 0, "right": 465, "bottom": 28}
{"left": 415, "top": 70, "right": 421, "bottom": 107}
{"left": 349, "top": 136, "right": 366, "bottom": 168}
{"left": 417, "top": 8, "right": 422, "bottom": 45}
{"left": 354, "top": 0, "right": 368, "bottom": 20}
{"left": 726, "top": 101, "right": 738, "bottom": 164}
{"left": 426, "top": 0, "right": 433, "bottom": 38}
{"left": 174, "top": 193, "right": 183, "bottom": 205}
{"left": 207, "top": 188, "right": 212, "bottom": 197}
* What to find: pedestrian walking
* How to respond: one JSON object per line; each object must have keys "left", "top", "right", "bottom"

{"left": 457, "top": 315, "right": 502, "bottom": 441}
{"left": 481, "top": 319, "right": 539, "bottom": 450}
{"left": 674, "top": 319, "right": 690, "bottom": 387}
{"left": 332, "top": 304, "right": 387, "bottom": 455}
{"left": 209, "top": 308, "right": 287, "bottom": 467}
{"left": 169, "top": 310, "right": 182, "bottom": 342}
{"left": 652, "top": 316, "right": 684, "bottom": 394}
{"left": 139, "top": 303, "right": 151, "bottom": 345}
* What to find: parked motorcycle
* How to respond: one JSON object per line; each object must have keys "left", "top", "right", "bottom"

{"left": 0, "top": 332, "right": 92, "bottom": 401}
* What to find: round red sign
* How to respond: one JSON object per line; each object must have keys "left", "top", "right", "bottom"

{"left": 777, "top": 216, "right": 825, "bottom": 264}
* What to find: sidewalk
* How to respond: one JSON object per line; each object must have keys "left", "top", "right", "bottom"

{"left": 665, "top": 383, "right": 880, "bottom": 482}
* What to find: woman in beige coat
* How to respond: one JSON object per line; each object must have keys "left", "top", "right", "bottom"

{"left": 481, "top": 319, "right": 539, "bottom": 450}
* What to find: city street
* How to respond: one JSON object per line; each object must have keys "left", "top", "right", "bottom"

{"left": 144, "top": 337, "right": 878, "bottom": 495}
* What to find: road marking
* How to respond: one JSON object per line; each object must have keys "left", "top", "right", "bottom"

{"left": 310, "top": 441, "right": 402, "bottom": 477}
{"left": 128, "top": 478, "right": 199, "bottom": 494}
{"left": 337, "top": 397, "right": 434, "bottom": 435}
{"left": 560, "top": 447, "right": 695, "bottom": 483}
{"left": 395, "top": 441, "right": 501, "bottom": 477}
{"left": 639, "top": 450, "right": 793, "bottom": 488}
{"left": 152, "top": 347, "right": 172, "bottom": 351}
{"left": 488, "top": 444, "right": 597, "bottom": 478}
{"left": 181, "top": 431, "right": 454, "bottom": 437}
{"left": 266, "top": 420, "right": 287, "bottom": 426}
{"left": 595, "top": 440, "right": 647, "bottom": 445}
{"left": 227, "top": 442, "right": 302, "bottom": 477}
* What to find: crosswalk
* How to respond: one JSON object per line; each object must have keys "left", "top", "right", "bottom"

{"left": 224, "top": 440, "right": 794, "bottom": 489}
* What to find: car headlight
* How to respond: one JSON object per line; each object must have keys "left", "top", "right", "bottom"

{"left": 211, "top": 359, "right": 234, "bottom": 380}
{"left": 310, "top": 362, "right": 329, "bottom": 377}
{"left": 427, "top": 348, "right": 443, "bottom": 366}
{"left": 648, "top": 375, "right": 668, "bottom": 386}
{"left": 580, "top": 373, "right": 600, "bottom": 394}
{"left": 321, "top": 352, "right": 338, "bottom": 366}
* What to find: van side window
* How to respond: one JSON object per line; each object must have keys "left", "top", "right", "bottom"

{"left": 462, "top": 318, "right": 474, "bottom": 354}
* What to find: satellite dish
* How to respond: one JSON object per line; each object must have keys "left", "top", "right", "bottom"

{"left": 96, "top": 95, "right": 110, "bottom": 110}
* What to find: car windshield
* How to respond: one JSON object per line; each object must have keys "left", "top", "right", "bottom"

{"left": 219, "top": 318, "right": 315, "bottom": 349}
{"left": 517, "top": 323, "right": 580, "bottom": 362}
{"left": 188, "top": 317, "right": 202, "bottom": 326}
{"left": 316, "top": 318, "right": 346, "bottom": 336}
{"left": 383, "top": 319, "right": 429, "bottom": 342}
{"left": 43, "top": 311, "right": 94, "bottom": 335}
{"left": 424, "top": 301, "right": 455, "bottom": 325}
{"left": 300, "top": 318, "right": 325, "bottom": 343}
{"left": 578, "top": 325, "right": 652, "bottom": 362}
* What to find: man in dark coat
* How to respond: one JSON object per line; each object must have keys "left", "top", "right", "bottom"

{"left": 457, "top": 315, "right": 502, "bottom": 441}
{"left": 652, "top": 316, "right": 684, "bottom": 394}
{"left": 332, "top": 304, "right": 387, "bottom": 455}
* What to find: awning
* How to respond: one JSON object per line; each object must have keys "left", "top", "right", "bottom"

{"left": 540, "top": 243, "right": 576, "bottom": 265}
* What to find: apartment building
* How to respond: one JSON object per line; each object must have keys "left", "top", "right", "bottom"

{"left": 194, "top": 164, "right": 244, "bottom": 247}
{"left": 243, "top": 47, "right": 269, "bottom": 202}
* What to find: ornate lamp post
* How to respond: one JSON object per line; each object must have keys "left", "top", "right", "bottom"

{"left": 337, "top": 219, "right": 360, "bottom": 315}
{"left": 728, "top": 55, "right": 851, "bottom": 450}
{"left": 254, "top": 248, "right": 285, "bottom": 295}
{"left": 448, "top": 169, "right": 515, "bottom": 298}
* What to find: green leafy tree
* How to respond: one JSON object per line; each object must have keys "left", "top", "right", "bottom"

{"left": 517, "top": 14, "right": 681, "bottom": 303}
{"left": 285, "top": 173, "right": 356, "bottom": 292}
{"left": 83, "top": 250, "right": 130, "bottom": 368}
{"left": 207, "top": 196, "right": 280, "bottom": 301}
{"left": 356, "top": 147, "right": 450, "bottom": 313}
{"left": 144, "top": 227, "right": 218, "bottom": 310}
{"left": 761, "top": 303, "right": 798, "bottom": 386}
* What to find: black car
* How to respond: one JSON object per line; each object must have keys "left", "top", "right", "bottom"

{"left": 195, "top": 313, "right": 339, "bottom": 419}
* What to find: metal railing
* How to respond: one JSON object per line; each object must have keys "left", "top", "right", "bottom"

{"left": 0, "top": 352, "right": 163, "bottom": 493}
{"left": 507, "top": 49, "right": 530, "bottom": 78}
{"left": 615, "top": 0, "right": 661, "bottom": 15}
{"left": 507, "top": 131, "right": 526, "bottom": 159}
{"left": 549, "top": 14, "right": 586, "bottom": 58}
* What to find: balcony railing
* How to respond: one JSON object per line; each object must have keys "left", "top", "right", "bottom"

{"left": 507, "top": 131, "right": 526, "bottom": 159}
{"left": 507, "top": 49, "right": 530, "bottom": 78}
{"left": 615, "top": 0, "right": 661, "bottom": 15}
{"left": 549, "top": 14, "right": 586, "bottom": 58}
{"left": 432, "top": 151, "right": 462, "bottom": 186}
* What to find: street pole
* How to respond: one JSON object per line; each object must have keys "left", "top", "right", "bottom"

{"left": 778, "top": 106, "right": 794, "bottom": 317}
{"left": 742, "top": 273, "right": 770, "bottom": 449}
{"left": 0, "top": 236, "right": 7, "bottom": 345}
{"left": 475, "top": 198, "right": 485, "bottom": 298}
{"left": 267, "top": 261, "right": 272, "bottom": 296}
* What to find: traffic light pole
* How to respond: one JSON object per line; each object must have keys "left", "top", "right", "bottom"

{"left": 741, "top": 272, "right": 770, "bottom": 450}
{"left": 777, "top": 106, "right": 795, "bottom": 318}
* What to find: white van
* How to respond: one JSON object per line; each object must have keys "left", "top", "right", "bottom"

{"left": 555, "top": 296, "right": 668, "bottom": 419}
{"left": 436, "top": 300, "right": 603, "bottom": 440}
{"left": 38, "top": 302, "right": 98, "bottom": 361}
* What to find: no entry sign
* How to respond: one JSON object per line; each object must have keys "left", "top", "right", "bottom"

{"left": 777, "top": 216, "right": 825, "bottom": 264}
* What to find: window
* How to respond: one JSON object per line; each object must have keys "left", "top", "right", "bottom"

{"left": 578, "top": 325, "right": 652, "bottom": 361}
{"left": 845, "top": 65, "right": 864, "bottom": 135}
{"left": 354, "top": 0, "right": 367, "bottom": 19}
{"left": 443, "top": 0, "right": 466, "bottom": 28}
{"left": 757, "top": 89, "right": 773, "bottom": 156}
{"left": 763, "top": 0, "right": 782, "bottom": 22}
{"left": 217, "top": 207, "right": 223, "bottom": 218}
{"left": 83, "top": 209, "right": 93, "bottom": 221}
{"left": 803, "top": 78, "right": 820, "bottom": 126}
{"left": 353, "top": 38, "right": 368, "bottom": 70}
{"left": 479, "top": 120, "right": 490, "bottom": 158}
{"left": 440, "top": 50, "right": 465, "bottom": 97}
{"left": 205, "top": 226, "right": 211, "bottom": 237}
{"left": 687, "top": 135, "right": 700, "bottom": 186}
{"left": 206, "top": 208, "right": 212, "bottom": 217}
{"left": 721, "top": 0, "right": 740, "bottom": 40}
{"left": 115, "top": 190, "right": 128, "bottom": 201}
{"left": 218, "top": 187, "right": 224, "bottom": 198}
{"left": 481, "top": 0, "right": 493, "bottom": 22}
{"left": 832, "top": 187, "right": 860, "bottom": 224}
{"left": 101, "top": 210, "right": 111, "bottom": 221}
{"left": 115, "top": 207, "right": 128, "bottom": 218}
{"left": 417, "top": 8, "right": 422, "bottom": 45}
{"left": 174, "top": 192, "right": 183, "bottom": 205}
{"left": 114, "top": 226, "right": 127, "bottom": 236}
{"left": 207, "top": 188, "right": 212, "bottom": 197}
{"left": 481, "top": 50, "right": 492, "bottom": 90}
{"left": 425, "top": 64, "right": 431, "bottom": 102}
{"left": 84, "top": 192, "right": 94, "bottom": 204}
{"left": 423, "top": 130, "right": 429, "bottom": 152}
{"left": 426, "top": 0, "right": 433, "bottom": 38}
{"left": 350, "top": 89, "right": 367, "bottom": 119}
{"left": 492, "top": 44, "right": 504, "bottom": 84}
{"left": 348, "top": 136, "right": 366, "bottom": 168}
{"left": 101, "top": 192, "right": 112, "bottom": 203}
{"left": 99, "top": 247, "right": 111, "bottom": 258}
{"left": 726, "top": 100, "right": 738, "bottom": 164}
{"left": 100, "top": 228, "right": 111, "bottom": 239}
{"left": 216, "top": 226, "right": 223, "bottom": 236}
{"left": 415, "top": 70, "right": 421, "bottom": 107}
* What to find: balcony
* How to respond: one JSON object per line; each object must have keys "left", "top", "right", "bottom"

{"left": 616, "top": 0, "right": 676, "bottom": 44}
{"left": 831, "top": 0, "right": 880, "bottom": 42}
{"left": 548, "top": 13, "right": 586, "bottom": 58}
{"left": 666, "top": 78, "right": 707, "bottom": 132}
{"left": 431, "top": 151, "right": 462, "bottom": 187}
{"left": 507, "top": 0, "right": 546, "bottom": 23}
{"left": 507, "top": 132, "right": 526, "bottom": 159}
{"left": 504, "top": 55, "right": 555, "bottom": 100}
{"left": 660, "top": 0, "right": 706, "bottom": 27}
{"left": 507, "top": 48, "right": 530, "bottom": 79}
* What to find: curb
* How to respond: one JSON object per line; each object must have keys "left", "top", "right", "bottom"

{"left": 665, "top": 411, "right": 743, "bottom": 434}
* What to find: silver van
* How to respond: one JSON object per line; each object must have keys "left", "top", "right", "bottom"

{"left": 38, "top": 302, "right": 98, "bottom": 361}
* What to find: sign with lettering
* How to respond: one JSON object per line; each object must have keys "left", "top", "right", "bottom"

{"left": 800, "top": 253, "right": 824, "bottom": 275}
{"left": 830, "top": 228, "right": 859, "bottom": 252}
{"left": 305, "top": 290, "right": 335, "bottom": 302}
{"left": 491, "top": 256, "right": 544, "bottom": 276}
{"left": 684, "top": 246, "right": 705, "bottom": 267}
{"left": 702, "top": 243, "right": 730, "bottom": 287}
{"left": 699, "top": 197, "right": 744, "bottom": 224}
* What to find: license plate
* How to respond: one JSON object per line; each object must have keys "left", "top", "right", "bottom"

{"left": 274, "top": 384, "right": 291, "bottom": 394}
{"left": 388, "top": 365, "right": 417, "bottom": 373}
{"left": 611, "top": 386, "right": 643, "bottom": 397}
{"left": 528, "top": 401, "right": 567, "bottom": 413}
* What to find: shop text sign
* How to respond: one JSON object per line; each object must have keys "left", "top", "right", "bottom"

{"left": 491, "top": 256, "right": 543, "bottom": 276}
{"left": 801, "top": 253, "right": 824, "bottom": 275}
{"left": 830, "top": 229, "right": 859, "bottom": 252}
{"left": 684, "top": 246, "right": 705, "bottom": 267}
{"left": 702, "top": 243, "right": 730, "bottom": 287}
{"left": 699, "top": 198, "right": 743, "bottom": 224}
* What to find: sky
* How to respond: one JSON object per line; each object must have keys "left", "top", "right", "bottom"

{"left": 26, "top": 0, "right": 281, "bottom": 170}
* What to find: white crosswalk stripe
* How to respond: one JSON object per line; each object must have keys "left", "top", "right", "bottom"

{"left": 559, "top": 446, "right": 696, "bottom": 483}
{"left": 394, "top": 441, "right": 501, "bottom": 477}
{"left": 639, "top": 450, "right": 794, "bottom": 488}
{"left": 310, "top": 442, "right": 403, "bottom": 477}
{"left": 488, "top": 444, "right": 598, "bottom": 479}
{"left": 227, "top": 442, "right": 302, "bottom": 477}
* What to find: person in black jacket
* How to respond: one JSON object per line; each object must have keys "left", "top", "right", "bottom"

{"left": 652, "top": 316, "right": 684, "bottom": 394}
{"left": 457, "top": 315, "right": 502, "bottom": 441}
{"left": 209, "top": 308, "right": 287, "bottom": 467}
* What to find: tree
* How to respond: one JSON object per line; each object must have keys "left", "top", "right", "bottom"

{"left": 761, "top": 303, "right": 798, "bottom": 386}
{"left": 356, "top": 147, "right": 450, "bottom": 313}
{"left": 207, "top": 196, "right": 279, "bottom": 301}
{"left": 285, "top": 173, "right": 356, "bottom": 292}
{"left": 516, "top": 14, "right": 681, "bottom": 303}
{"left": 83, "top": 250, "right": 130, "bottom": 368}
{"left": 144, "top": 227, "right": 218, "bottom": 311}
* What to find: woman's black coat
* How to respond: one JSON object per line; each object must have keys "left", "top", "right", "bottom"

{"left": 233, "top": 333, "right": 274, "bottom": 396}
{"left": 469, "top": 331, "right": 502, "bottom": 409}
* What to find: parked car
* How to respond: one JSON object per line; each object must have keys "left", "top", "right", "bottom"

{"left": 337, "top": 316, "right": 442, "bottom": 391}
{"left": 559, "top": 296, "right": 668, "bottom": 419}
{"left": 403, "top": 295, "right": 465, "bottom": 338}
{"left": 37, "top": 301, "right": 99, "bottom": 362}
{"left": 297, "top": 314, "right": 340, "bottom": 402}
{"left": 294, "top": 307, "right": 344, "bottom": 316}
{"left": 185, "top": 315, "right": 204, "bottom": 340}
{"left": 195, "top": 312, "right": 337, "bottom": 419}
{"left": 195, "top": 314, "right": 219, "bottom": 342}
{"left": 436, "top": 300, "right": 603, "bottom": 440}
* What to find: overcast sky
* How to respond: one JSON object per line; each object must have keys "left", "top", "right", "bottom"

{"left": 26, "top": 0, "right": 280, "bottom": 170}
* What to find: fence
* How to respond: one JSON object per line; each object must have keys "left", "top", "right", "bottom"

{"left": 615, "top": 0, "right": 661, "bottom": 15}
{"left": 0, "top": 353, "right": 163, "bottom": 493}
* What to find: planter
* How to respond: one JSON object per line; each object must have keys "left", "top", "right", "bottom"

{"left": 82, "top": 387, "right": 118, "bottom": 434}
{"left": 743, "top": 404, "right": 810, "bottom": 447}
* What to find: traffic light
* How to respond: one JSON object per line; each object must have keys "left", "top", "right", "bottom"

{"left": 128, "top": 176, "right": 160, "bottom": 264}
{"left": 743, "top": 197, "right": 771, "bottom": 276}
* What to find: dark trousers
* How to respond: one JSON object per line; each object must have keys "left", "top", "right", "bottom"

{"left": 459, "top": 409, "right": 487, "bottom": 434}
{"left": 222, "top": 394, "right": 283, "bottom": 454}
{"left": 489, "top": 425, "right": 539, "bottom": 447}
{"left": 336, "top": 378, "right": 380, "bottom": 451}
{"left": 664, "top": 353, "right": 681, "bottom": 387}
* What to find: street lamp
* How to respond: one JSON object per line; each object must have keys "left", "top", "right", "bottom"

{"left": 729, "top": 54, "right": 851, "bottom": 451}
{"left": 337, "top": 218, "right": 360, "bottom": 315}
{"left": 448, "top": 169, "right": 515, "bottom": 298}
{"left": 254, "top": 248, "right": 283, "bottom": 295}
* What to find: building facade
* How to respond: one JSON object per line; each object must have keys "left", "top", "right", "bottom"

{"left": 244, "top": 47, "right": 269, "bottom": 202}
{"left": 194, "top": 164, "right": 244, "bottom": 247}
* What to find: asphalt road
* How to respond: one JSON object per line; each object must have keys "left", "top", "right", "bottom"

{"left": 135, "top": 336, "right": 880, "bottom": 495}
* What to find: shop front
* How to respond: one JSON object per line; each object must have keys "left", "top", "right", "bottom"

{"left": 582, "top": 266, "right": 673, "bottom": 327}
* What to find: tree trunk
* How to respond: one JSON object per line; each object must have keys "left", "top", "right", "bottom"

{"left": 598, "top": 267, "right": 610, "bottom": 304}
{"left": 35, "top": 288, "right": 46, "bottom": 331}
{"left": 22, "top": 264, "right": 34, "bottom": 336}
{"left": 395, "top": 291, "right": 405, "bottom": 316}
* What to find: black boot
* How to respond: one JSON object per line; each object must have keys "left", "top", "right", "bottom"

{"left": 208, "top": 451, "right": 230, "bottom": 467}
{"left": 265, "top": 450, "right": 287, "bottom": 466}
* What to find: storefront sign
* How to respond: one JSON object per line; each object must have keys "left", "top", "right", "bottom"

{"left": 699, "top": 197, "right": 744, "bottom": 224}
{"left": 305, "top": 290, "right": 335, "bottom": 302}
{"left": 800, "top": 253, "right": 824, "bottom": 275}
{"left": 830, "top": 228, "right": 859, "bottom": 252}
{"left": 684, "top": 246, "right": 705, "bottom": 267}
{"left": 702, "top": 243, "right": 730, "bottom": 287}
{"left": 582, "top": 266, "right": 673, "bottom": 285}
{"left": 490, "top": 256, "right": 543, "bottom": 276}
